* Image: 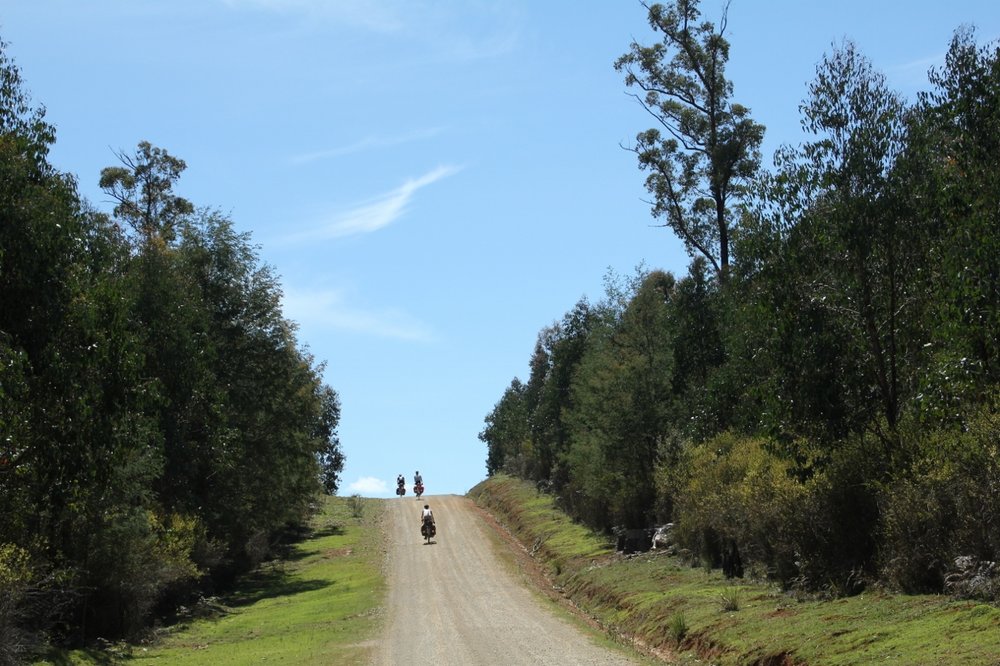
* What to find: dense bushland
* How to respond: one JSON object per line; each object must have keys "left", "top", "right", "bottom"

{"left": 480, "top": 4, "right": 999, "bottom": 600}
{"left": 0, "top": 39, "right": 344, "bottom": 661}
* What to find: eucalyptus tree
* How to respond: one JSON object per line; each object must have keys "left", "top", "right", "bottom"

{"left": 100, "top": 146, "right": 216, "bottom": 528}
{"left": 910, "top": 28, "right": 1000, "bottom": 413}
{"left": 666, "top": 257, "right": 724, "bottom": 432}
{"left": 479, "top": 378, "right": 530, "bottom": 477}
{"left": 754, "top": 42, "right": 924, "bottom": 456}
{"left": 564, "top": 271, "right": 676, "bottom": 529}
{"left": 528, "top": 300, "right": 603, "bottom": 491}
{"left": 0, "top": 38, "right": 72, "bottom": 364}
{"left": 99, "top": 141, "right": 193, "bottom": 244}
{"left": 165, "top": 209, "right": 345, "bottom": 560}
{"left": 616, "top": 0, "right": 764, "bottom": 281}
{"left": 99, "top": 147, "right": 346, "bottom": 564}
{"left": 318, "top": 385, "right": 345, "bottom": 495}
{"left": 0, "top": 39, "right": 173, "bottom": 643}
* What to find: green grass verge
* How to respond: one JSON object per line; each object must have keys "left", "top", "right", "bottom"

{"left": 469, "top": 474, "right": 1000, "bottom": 665}
{"left": 37, "top": 495, "right": 385, "bottom": 666}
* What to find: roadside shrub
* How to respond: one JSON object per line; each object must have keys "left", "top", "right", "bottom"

{"left": 880, "top": 402, "right": 1000, "bottom": 597}
{"left": 0, "top": 544, "right": 74, "bottom": 664}
{"left": 672, "top": 432, "right": 883, "bottom": 593}
{"left": 878, "top": 463, "right": 958, "bottom": 592}
{"left": 348, "top": 494, "right": 365, "bottom": 519}
{"left": 672, "top": 433, "right": 806, "bottom": 579}
{"left": 0, "top": 544, "right": 37, "bottom": 665}
{"left": 781, "top": 440, "right": 881, "bottom": 594}
{"left": 81, "top": 510, "right": 202, "bottom": 638}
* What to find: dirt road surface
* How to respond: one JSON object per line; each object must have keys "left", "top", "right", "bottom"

{"left": 371, "top": 494, "right": 638, "bottom": 665}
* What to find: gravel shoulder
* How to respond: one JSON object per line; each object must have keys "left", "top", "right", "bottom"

{"left": 371, "top": 494, "right": 638, "bottom": 666}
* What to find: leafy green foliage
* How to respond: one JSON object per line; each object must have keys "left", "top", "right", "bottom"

{"left": 563, "top": 271, "right": 675, "bottom": 528}
{"left": 0, "top": 37, "right": 344, "bottom": 653}
{"left": 0, "top": 544, "right": 39, "bottom": 664}
{"left": 479, "top": 378, "right": 530, "bottom": 477}
{"left": 879, "top": 398, "right": 1000, "bottom": 594}
{"left": 909, "top": 28, "right": 1000, "bottom": 416}
{"left": 754, "top": 41, "right": 926, "bottom": 453}
{"left": 671, "top": 434, "right": 804, "bottom": 579}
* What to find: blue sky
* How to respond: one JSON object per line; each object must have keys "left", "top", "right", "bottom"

{"left": 3, "top": 1, "right": 998, "bottom": 497}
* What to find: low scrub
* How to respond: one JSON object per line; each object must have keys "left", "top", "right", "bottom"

{"left": 879, "top": 404, "right": 1000, "bottom": 599}
{"left": 666, "top": 432, "right": 882, "bottom": 593}
{"left": 0, "top": 544, "right": 41, "bottom": 666}
{"left": 669, "top": 433, "right": 807, "bottom": 582}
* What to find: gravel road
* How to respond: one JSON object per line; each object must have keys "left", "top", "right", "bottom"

{"left": 371, "top": 494, "right": 638, "bottom": 666}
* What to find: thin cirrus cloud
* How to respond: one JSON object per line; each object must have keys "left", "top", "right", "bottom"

{"left": 219, "top": 0, "right": 405, "bottom": 32}
{"left": 888, "top": 51, "right": 947, "bottom": 89}
{"left": 219, "top": 0, "right": 521, "bottom": 59}
{"left": 282, "top": 286, "right": 433, "bottom": 342}
{"left": 289, "top": 128, "right": 445, "bottom": 165}
{"left": 283, "top": 164, "right": 461, "bottom": 244}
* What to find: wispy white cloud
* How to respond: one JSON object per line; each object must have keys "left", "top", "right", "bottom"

{"left": 438, "top": 17, "right": 521, "bottom": 62}
{"left": 219, "top": 0, "right": 404, "bottom": 32}
{"left": 282, "top": 287, "right": 433, "bottom": 341}
{"left": 289, "top": 127, "right": 444, "bottom": 165}
{"left": 893, "top": 53, "right": 945, "bottom": 73}
{"left": 284, "top": 164, "right": 461, "bottom": 243}
{"left": 347, "top": 476, "right": 389, "bottom": 495}
{"left": 219, "top": 0, "right": 521, "bottom": 58}
{"left": 888, "top": 51, "right": 945, "bottom": 89}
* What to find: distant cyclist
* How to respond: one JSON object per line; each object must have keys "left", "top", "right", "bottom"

{"left": 419, "top": 503, "right": 436, "bottom": 542}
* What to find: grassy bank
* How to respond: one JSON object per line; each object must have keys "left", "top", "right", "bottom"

{"left": 37, "top": 495, "right": 386, "bottom": 665}
{"left": 469, "top": 475, "right": 1000, "bottom": 665}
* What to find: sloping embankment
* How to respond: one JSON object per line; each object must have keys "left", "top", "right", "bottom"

{"left": 469, "top": 475, "right": 1000, "bottom": 666}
